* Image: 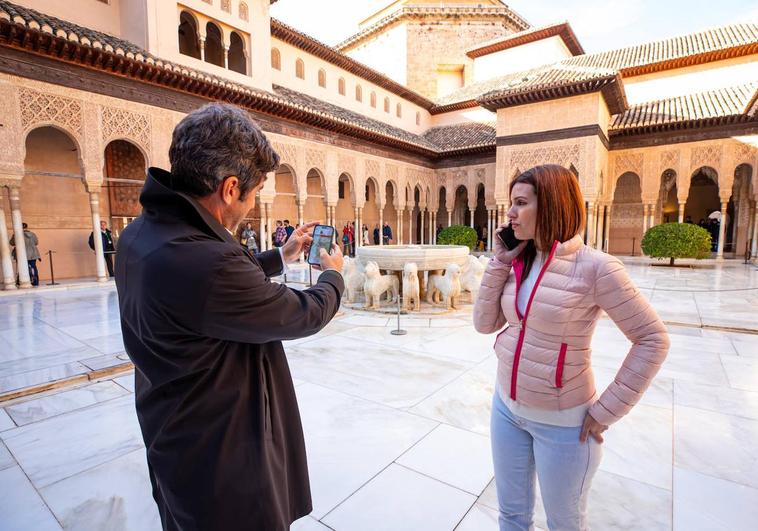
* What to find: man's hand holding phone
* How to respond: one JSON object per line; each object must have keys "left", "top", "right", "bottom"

{"left": 316, "top": 244, "right": 343, "bottom": 273}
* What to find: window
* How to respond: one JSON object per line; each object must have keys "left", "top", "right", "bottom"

{"left": 318, "top": 69, "right": 326, "bottom": 88}
{"left": 370, "top": 92, "right": 376, "bottom": 108}
{"left": 178, "top": 11, "right": 201, "bottom": 59}
{"left": 338, "top": 77, "right": 346, "bottom": 96}
{"left": 228, "top": 32, "right": 246, "bottom": 74}
{"left": 384, "top": 97, "right": 390, "bottom": 113}
{"left": 239, "top": 2, "right": 249, "bottom": 21}
{"left": 396, "top": 103, "right": 402, "bottom": 118}
{"left": 295, "top": 58, "right": 304, "bottom": 80}
{"left": 221, "top": 0, "right": 231, "bottom": 13}
{"left": 355, "top": 85, "right": 362, "bottom": 102}
{"left": 271, "top": 48, "right": 280, "bottom": 70}
{"left": 416, "top": 111, "right": 421, "bottom": 126}
{"left": 204, "top": 22, "right": 224, "bottom": 67}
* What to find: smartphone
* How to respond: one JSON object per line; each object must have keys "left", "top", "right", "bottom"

{"left": 307, "top": 225, "right": 335, "bottom": 265}
{"left": 498, "top": 224, "right": 522, "bottom": 251}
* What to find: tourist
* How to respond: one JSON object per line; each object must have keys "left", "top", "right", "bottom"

{"left": 273, "top": 220, "right": 287, "bottom": 247}
{"left": 88, "top": 220, "right": 115, "bottom": 277}
{"left": 114, "top": 103, "right": 344, "bottom": 531}
{"left": 473, "top": 164, "right": 669, "bottom": 531}
{"left": 9, "top": 222, "right": 41, "bottom": 286}
{"left": 284, "top": 219, "right": 295, "bottom": 241}
{"left": 373, "top": 224, "right": 380, "bottom": 245}
{"left": 362, "top": 224, "right": 370, "bottom": 246}
{"left": 240, "top": 222, "right": 258, "bottom": 253}
{"left": 342, "top": 223, "right": 353, "bottom": 255}
{"left": 382, "top": 222, "right": 393, "bottom": 245}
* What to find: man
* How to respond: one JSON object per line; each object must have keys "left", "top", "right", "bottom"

{"left": 10, "top": 222, "right": 41, "bottom": 286}
{"left": 382, "top": 222, "right": 393, "bottom": 245}
{"left": 284, "top": 219, "right": 295, "bottom": 242}
{"left": 115, "top": 103, "right": 344, "bottom": 531}
{"left": 89, "top": 220, "right": 115, "bottom": 277}
{"left": 373, "top": 224, "right": 380, "bottom": 245}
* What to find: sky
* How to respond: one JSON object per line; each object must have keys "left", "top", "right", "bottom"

{"left": 270, "top": 0, "right": 758, "bottom": 53}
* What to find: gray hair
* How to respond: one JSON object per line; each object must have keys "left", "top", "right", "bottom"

{"left": 169, "top": 103, "right": 279, "bottom": 199}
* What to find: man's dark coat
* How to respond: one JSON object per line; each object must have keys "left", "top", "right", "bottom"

{"left": 115, "top": 167, "right": 344, "bottom": 531}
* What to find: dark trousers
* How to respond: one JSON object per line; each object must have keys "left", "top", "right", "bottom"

{"left": 104, "top": 253, "right": 114, "bottom": 277}
{"left": 27, "top": 259, "right": 39, "bottom": 286}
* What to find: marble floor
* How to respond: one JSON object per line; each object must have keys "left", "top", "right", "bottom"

{"left": 0, "top": 258, "right": 757, "bottom": 530}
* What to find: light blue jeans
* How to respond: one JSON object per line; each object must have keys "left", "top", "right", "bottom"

{"left": 491, "top": 391, "right": 602, "bottom": 531}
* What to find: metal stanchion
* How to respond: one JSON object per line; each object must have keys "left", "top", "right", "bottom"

{"left": 391, "top": 293, "right": 406, "bottom": 336}
{"left": 46, "top": 250, "right": 58, "bottom": 286}
{"left": 631, "top": 237, "right": 636, "bottom": 257}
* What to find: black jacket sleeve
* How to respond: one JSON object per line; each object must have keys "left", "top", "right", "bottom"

{"left": 88, "top": 232, "right": 95, "bottom": 251}
{"left": 255, "top": 249, "right": 284, "bottom": 278}
{"left": 200, "top": 250, "right": 344, "bottom": 344}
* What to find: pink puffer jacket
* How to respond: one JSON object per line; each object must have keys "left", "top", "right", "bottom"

{"left": 473, "top": 235, "right": 669, "bottom": 426}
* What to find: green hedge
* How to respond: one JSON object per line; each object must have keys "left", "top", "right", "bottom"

{"left": 641, "top": 222, "right": 712, "bottom": 265}
{"left": 437, "top": 225, "right": 478, "bottom": 250}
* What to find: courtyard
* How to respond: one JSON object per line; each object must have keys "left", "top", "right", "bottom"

{"left": 0, "top": 258, "right": 757, "bottom": 530}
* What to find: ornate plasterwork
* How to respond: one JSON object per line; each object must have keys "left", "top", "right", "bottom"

{"left": 338, "top": 154, "right": 356, "bottom": 176}
{"left": 19, "top": 87, "right": 83, "bottom": 137}
{"left": 690, "top": 145, "right": 722, "bottom": 171}
{"left": 365, "top": 159, "right": 380, "bottom": 178}
{"left": 272, "top": 142, "right": 298, "bottom": 170}
{"left": 660, "top": 150, "right": 679, "bottom": 171}
{"left": 614, "top": 152, "right": 644, "bottom": 177}
{"left": 305, "top": 148, "right": 325, "bottom": 171}
{"left": 734, "top": 143, "right": 756, "bottom": 164}
{"left": 509, "top": 143, "right": 580, "bottom": 174}
{"left": 100, "top": 106, "right": 151, "bottom": 154}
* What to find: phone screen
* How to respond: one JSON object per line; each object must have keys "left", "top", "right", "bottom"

{"left": 308, "top": 225, "right": 334, "bottom": 265}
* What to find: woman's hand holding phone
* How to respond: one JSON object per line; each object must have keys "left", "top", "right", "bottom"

{"left": 494, "top": 223, "right": 528, "bottom": 265}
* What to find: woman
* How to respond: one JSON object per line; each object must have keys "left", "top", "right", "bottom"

{"left": 473, "top": 165, "right": 669, "bottom": 531}
{"left": 240, "top": 222, "right": 258, "bottom": 253}
{"left": 362, "top": 224, "right": 370, "bottom": 246}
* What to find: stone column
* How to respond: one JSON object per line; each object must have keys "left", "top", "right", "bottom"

{"left": 259, "top": 206, "right": 266, "bottom": 252}
{"left": 586, "top": 202, "right": 595, "bottom": 246}
{"left": 420, "top": 209, "right": 425, "bottom": 245}
{"left": 268, "top": 205, "right": 275, "bottom": 251}
{"left": 642, "top": 204, "right": 649, "bottom": 233}
{"left": 8, "top": 187, "right": 31, "bottom": 288}
{"left": 297, "top": 202, "right": 304, "bottom": 228}
{"left": 397, "top": 209, "right": 403, "bottom": 245}
{"left": 678, "top": 202, "right": 686, "bottom": 223}
{"left": 597, "top": 205, "right": 607, "bottom": 250}
{"left": 469, "top": 210, "right": 475, "bottom": 229}
{"left": 0, "top": 187, "right": 16, "bottom": 290}
{"left": 489, "top": 210, "right": 495, "bottom": 251}
{"left": 717, "top": 201, "right": 728, "bottom": 259}
{"left": 647, "top": 203, "right": 656, "bottom": 230}
{"left": 199, "top": 37, "right": 206, "bottom": 62}
{"left": 751, "top": 202, "right": 758, "bottom": 259}
{"left": 354, "top": 207, "right": 360, "bottom": 249}
{"left": 379, "top": 206, "right": 384, "bottom": 246}
{"left": 223, "top": 46, "right": 229, "bottom": 69}
{"left": 87, "top": 189, "right": 108, "bottom": 282}
{"left": 447, "top": 210, "right": 452, "bottom": 228}
{"left": 603, "top": 204, "right": 612, "bottom": 252}
{"left": 409, "top": 208, "right": 414, "bottom": 244}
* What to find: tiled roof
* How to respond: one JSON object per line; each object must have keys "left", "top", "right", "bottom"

{"left": 336, "top": 5, "right": 530, "bottom": 52}
{"left": 465, "top": 21, "right": 584, "bottom": 58}
{"left": 270, "top": 18, "right": 435, "bottom": 109}
{"left": 610, "top": 83, "right": 758, "bottom": 135}
{"left": 423, "top": 122, "right": 496, "bottom": 152}
{"left": 564, "top": 23, "right": 758, "bottom": 75}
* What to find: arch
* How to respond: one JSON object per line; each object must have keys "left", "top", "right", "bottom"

{"left": 204, "top": 22, "right": 224, "bottom": 67}
{"left": 413, "top": 185, "right": 424, "bottom": 243}
{"left": 436, "top": 186, "right": 448, "bottom": 228}
{"left": 271, "top": 47, "right": 281, "bottom": 70}
{"left": 383, "top": 97, "right": 390, "bottom": 113}
{"left": 272, "top": 164, "right": 298, "bottom": 233}
{"left": 295, "top": 58, "right": 305, "bottom": 80}
{"left": 104, "top": 139, "right": 147, "bottom": 237}
{"left": 239, "top": 1, "right": 249, "bottom": 21}
{"left": 370, "top": 91, "right": 377, "bottom": 108}
{"left": 228, "top": 32, "right": 246, "bottom": 74}
{"left": 453, "top": 185, "right": 469, "bottom": 226}
{"left": 396, "top": 103, "right": 402, "bottom": 118}
{"left": 338, "top": 77, "right": 346, "bottom": 96}
{"left": 731, "top": 163, "right": 754, "bottom": 255}
{"left": 178, "top": 11, "right": 201, "bottom": 59}
{"left": 355, "top": 84, "right": 362, "bottom": 102}
{"left": 318, "top": 68, "right": 326, "bottom": 88}
{"left": 474, "top": 183, "right": 487, "bottom": 237}
{"left": 304, "top": 168, "right": 327, "bottom": 227}
{"left": 609, "top": 172, "right": 643, "bottom": 256}
{"left": 655, "top": 169, "right": 678, "bottom": 224}
{"left": 336, "top": 173, "right": 357, "bottom": 248}
{"left": 684, "top": 166, "right": 720, "bottom": 251}
{"left": 383, "top": 180, "right": 398, "bottom": 242}
{"left": 364, "top": 177, "right": 381, "bottom": 242}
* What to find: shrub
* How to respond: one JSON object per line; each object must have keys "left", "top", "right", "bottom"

{"left": 437, "top": 225, "right": 478, "bottom": 250}
{"left": 641, "top": 222, "right": 712, "bottom": 265}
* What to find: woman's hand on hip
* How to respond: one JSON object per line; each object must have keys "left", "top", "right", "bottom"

{"left": 580, "top": 412, "right": 608, "bottom": 444}
{"left": 493, "top": 224, "right": 527, "bottom": 265}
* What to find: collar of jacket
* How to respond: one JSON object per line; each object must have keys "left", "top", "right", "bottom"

{"left": 553, "top": 234, "right": 584, "bottom": 257}
{"left": 140, "top": 167, "right": 239, "bottom": 247}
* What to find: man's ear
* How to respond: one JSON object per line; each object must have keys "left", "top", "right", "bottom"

{"left": 220, "top": 176, "right": 239, "bottom": 206}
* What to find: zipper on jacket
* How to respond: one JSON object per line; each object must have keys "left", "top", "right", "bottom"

{"left": 509, "top": 240, "right": 559, "bottom": 400}
{"left": 555, "top": 342, "right": 568, "bottom": 388}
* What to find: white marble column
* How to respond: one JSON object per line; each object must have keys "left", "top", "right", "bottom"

{"left": 9, "top": 187, "right": 31, "bottom": 288}
{"left": 0, "top": 187, "right": 16, "bottom": 290}
{"left": 751, "top": 202, "right": 758, "bottom": 259}
{"left": 678, "top": 202, "right": 686, "bottom": 223}
{"left": 297, "top": 202, "right": 304, "bottom": 228}
{"left": 379, "top": 206, "right": 384, "bottom": 246}
{"left": 488, "top": 210, "right": 494, "bottom": 251}
{"left": 647, "top": 203, "right": 656, "bottom": 230}
{"left": 717, "top": 201, "right": 728, "bottom": 259}
{"left": 409, "top": 208, "right": 414, "bottom": 244}
{"left": 354, "top": 207, "right": 360, "bottom": 249}
{"left": 199, "top": 38, "right": 206, "bottom": 62}
{"left": 595, "top": 204, "right": 605, "bottom": 251}
{"left": 223, "top": 46, "right": 229, "bottom": 69}
{"left": 642, "top": 204, "right": 649, "bottom": 233}
{"left": 397, "top": 209, "right": 403, "bottom": 245}
{"left": 469, "top": 210, "right": 475, "bottom": 229}
{"left": 586, "top": 202, "right": 595, "bottom": 246}
{"left": 603, "top": 204, "right": 612, "bottom": 252}
{"left": 259, "top": 206, "right": 266, "bottom": 252}
{"left": 447, "top": 210, "right": 452, "bottom": 228}
{"left": 88, "top": 190, "right": 108, "bottom": 282}
{"left": 420, "top": 209, "right": 425, "bottom": 245}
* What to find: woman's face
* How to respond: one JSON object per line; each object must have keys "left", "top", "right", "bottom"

{"left": 507, "top": 183, "right": 538, "bottom": 243}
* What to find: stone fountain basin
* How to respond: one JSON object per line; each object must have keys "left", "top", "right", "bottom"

{"left": 356, "top": 245, "right": 470, "bottom": 271}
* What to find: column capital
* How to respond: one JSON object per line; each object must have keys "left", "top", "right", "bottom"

{"left": 85, "top": 182, "right": 102, "bottom": 194}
